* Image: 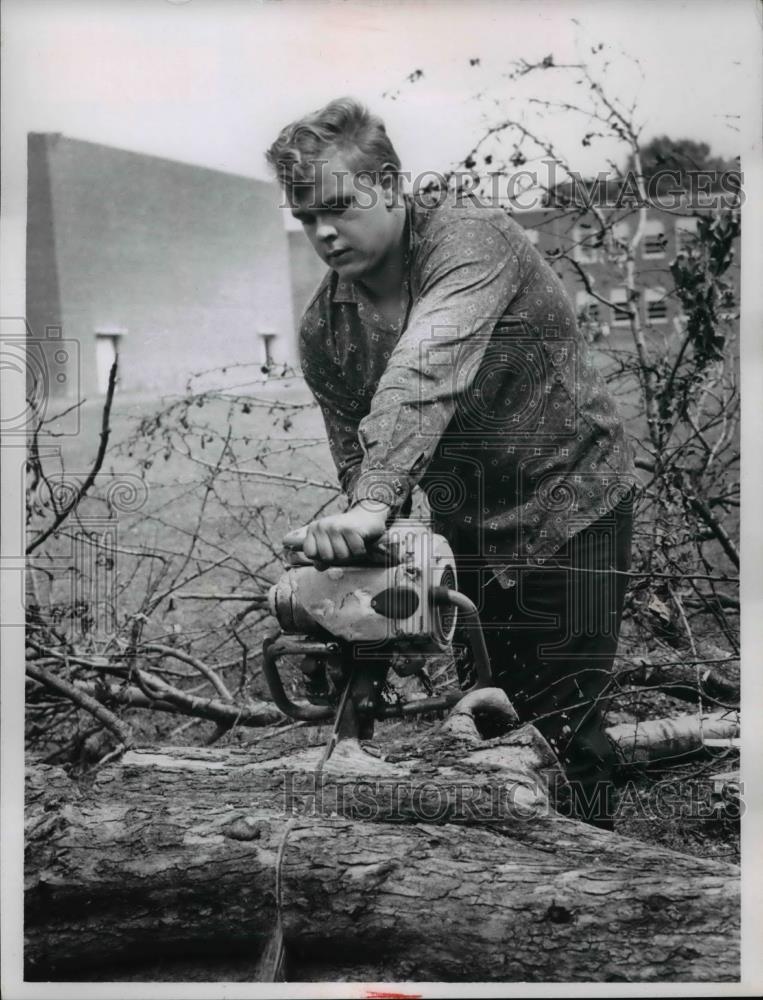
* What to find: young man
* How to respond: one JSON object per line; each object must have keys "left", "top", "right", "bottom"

{"left": 266, "top": 98, "right": 638, "bottom": 827}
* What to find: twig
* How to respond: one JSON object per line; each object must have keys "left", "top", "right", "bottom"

{"left": 176, "top": 592, "right": 269, "bottom": 603}
{"left": 686, "top": 494, "right": 740, "bottom": 568}
{"left": 25, "top": 642, "right": 194, "bottom": 679}
{"left": 142, "top": 643, "right": 234, "bottom": 702}
{"left": 176, "top": 447, "right": 337, "bottom": 491}
{"left": 26, "top": 661, "right": 132, "bottom": 748}
{"left": 27, "top": 359, "right": 118, "bottom": 555}
{"left": 668, "top": 585, "right": 704, "bottom": 746}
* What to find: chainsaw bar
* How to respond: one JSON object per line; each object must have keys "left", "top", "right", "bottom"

{"left": 318, "top": 662, "right": 358, "bottom": 765}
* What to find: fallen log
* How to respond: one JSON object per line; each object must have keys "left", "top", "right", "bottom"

{"left": 25, "top": 690, "right": 740, "bottom": 983}
{"left": 606, "top": 711, "right": 740, "bottom": 766}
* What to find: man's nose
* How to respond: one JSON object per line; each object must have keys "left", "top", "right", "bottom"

{"left": 315, "top": 217, "right": 338, "bottom": 242}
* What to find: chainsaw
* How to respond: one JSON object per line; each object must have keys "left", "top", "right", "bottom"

{"left": 262, "top": 519, "right": 493, "bottom": 742}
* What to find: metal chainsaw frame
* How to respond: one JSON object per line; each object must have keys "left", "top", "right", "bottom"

{"left": 262, "top": 586, "right": 493, "bottom": 726}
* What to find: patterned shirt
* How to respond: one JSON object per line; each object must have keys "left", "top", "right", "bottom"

{"left": 299, "top": 194, "right": 637, "bottom": 587}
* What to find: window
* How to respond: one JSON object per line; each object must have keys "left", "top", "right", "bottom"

{"left": 675, "top": 216, "right": 699, "bottom": 252}
{"left": 610, "top": 287, "right": 631, "bottom": 327}
{"left": 576, "top": 290, "right": 608, "bottom": 339}
{"left": 645, "top": 287, "right": 668, "bottom": 325}
{"left": 572, "top": 225, "right": 600, "bottom": 264}
{"left": 575, "top": 290, "right": 600, "bottom": 323}
{"left": 642, "top": 218, "right": 667, "bottom": 258}
{"left": 611, "top": 220, "right": 631, "bottom": 246}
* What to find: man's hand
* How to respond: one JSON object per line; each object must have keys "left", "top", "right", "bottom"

{"left": 282, "top": 500, "right": 391, "bottom": 566}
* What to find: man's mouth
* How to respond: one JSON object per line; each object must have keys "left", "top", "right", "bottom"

{"left": 327, "top": 248, "right": 351, "bottom": 263}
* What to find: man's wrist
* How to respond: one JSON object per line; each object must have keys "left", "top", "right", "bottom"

{"left": 352, "top": 469, "right": 411, "bottom": 511}
{"left": 356, "top": 498, "right": 393, "bottom": 513}
{"left": 351, "top": 497, "right": 394, "bottom": 527}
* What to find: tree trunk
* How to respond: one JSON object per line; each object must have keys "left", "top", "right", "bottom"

{"left": 25, "top": 691, "right": 740, "bottom": 983}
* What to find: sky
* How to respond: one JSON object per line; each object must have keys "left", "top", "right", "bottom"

{"left": 1, "top": 0, "right": 761, "bottom": 300}
{"left": 2, "top": 0, "right": 759, "bottom": 179}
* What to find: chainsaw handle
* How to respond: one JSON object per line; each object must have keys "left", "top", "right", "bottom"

{"left": 281, "top": 526, "right": 397, "bottom": 566}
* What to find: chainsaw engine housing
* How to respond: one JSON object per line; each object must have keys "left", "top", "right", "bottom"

{"left": 268, "top": 519, "right": 457, "bottom": 652}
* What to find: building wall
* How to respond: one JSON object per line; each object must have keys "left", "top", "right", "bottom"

{"left": 287, "top": 229, "right": 328, "bottom": 333}
{"left": 26, "top": 134, "right": 296, "bottom": 396}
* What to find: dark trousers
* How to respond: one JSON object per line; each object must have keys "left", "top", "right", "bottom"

{"left": 450, "top": 498, "right": 634, "bottom": 826}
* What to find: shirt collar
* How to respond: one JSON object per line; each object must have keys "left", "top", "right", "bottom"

{"left": 331, "top": 193, "right": 415, "bottom": 305}
{"left": 333, "top": 272, "right": 357, "bottom": 304}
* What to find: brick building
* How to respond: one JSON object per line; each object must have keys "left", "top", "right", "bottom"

{"left": 515, "top": 203, "right": 740, "bottom": 347}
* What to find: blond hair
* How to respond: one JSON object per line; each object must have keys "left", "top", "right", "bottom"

{"left": 265, "top": 97, "right": 402, "bottom": 193}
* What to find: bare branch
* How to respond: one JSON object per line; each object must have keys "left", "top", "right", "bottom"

{"left": 686, "top": 494, "right": 740, "bottom": 569}
{"left": 27, "top": 359, "right": 118, "bottom": 555}
{"left": 26, "top": 661, "right": 132, "bottom": 748}
{"left": 141, "top": 643, "right": 234, "bottom": 702}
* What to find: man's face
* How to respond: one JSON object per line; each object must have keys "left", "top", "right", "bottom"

{"left": 288, "top": 149, "right": 400, "bottom": 281}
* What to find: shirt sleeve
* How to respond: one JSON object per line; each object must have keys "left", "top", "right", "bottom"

{"left": 299, "top": 322, "right": 364, "bottom": 500}
{"left": 353, "top": 217, "right": 528, "bottom": 510}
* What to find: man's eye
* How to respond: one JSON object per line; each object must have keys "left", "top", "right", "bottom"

{"left": 294, "top": 213, "right": 316, "bottom": 226}
{"left": 323, "top": 199, "right": 356, "bottom": 215}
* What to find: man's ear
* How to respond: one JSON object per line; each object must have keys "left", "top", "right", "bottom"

{"left": 380, "top": 167, "right": 400, "bottom": 209}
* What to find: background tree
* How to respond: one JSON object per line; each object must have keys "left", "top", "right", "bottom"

{"left": 626, "top": 135, "right": 739, "bottom": 182}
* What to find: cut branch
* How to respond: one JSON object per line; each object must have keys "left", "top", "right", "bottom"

{"left": 615, "top": 652, "right": 739, "bottom": 706}
{"left": 25, "top": 661, "right": 132, "bottom": 748}
{"left": 77, "top": 678, "right": 283, "bottom": 727}
{"left": 686, "top": 494, "right": 740, "bottom": 568}
{"left": 607, "top": 711, "right": 739, "bottom": 766}
{"left": 142, "top": 643, "right": 234, "bottom": 702}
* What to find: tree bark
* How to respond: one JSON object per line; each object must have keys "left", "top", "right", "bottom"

{"left": 25, "top": 692, "right": 740, "bottom": 983}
